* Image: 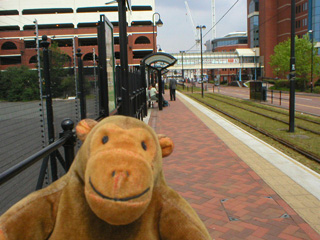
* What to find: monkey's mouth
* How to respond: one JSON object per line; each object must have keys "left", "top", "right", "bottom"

{"left": 89, "top": 177, "right": 150, "bottom": 202}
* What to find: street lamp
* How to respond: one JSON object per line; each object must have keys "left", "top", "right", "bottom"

{"left": 180, "top": 50, "right": 185, "bottom": 80}
{"left": 152, "top": 12, "right": 163, "bottom": 53}
{"left": 196, "top": 25, "right": 206, "bottom": 98}
{"left": 253, "top": 49, "right": 257, "bottom": 81}
{"left": 180, "top": 50, "right": 185, "bottom": 89}
{"left": 309, "top": 30, "right": 314, "bottom": 93}
{"left": 157, "top": 44, "right": 163, "bottom": 52}
{"left": 289, "top": 0, "right": 296, "bottom": 132}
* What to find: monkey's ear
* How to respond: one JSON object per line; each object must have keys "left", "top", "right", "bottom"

{"left": 158, "top": 134, "right": 174, "bottom": 158}
{"left": 76, "top": 119, "right": 98, "bottom": 142}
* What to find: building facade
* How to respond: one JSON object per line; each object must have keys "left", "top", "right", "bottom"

{"left": 247, "top": 0, "right": 316, "bottom": 78}
{"left": 170, "top": 49, "right": 258, "bottom": 84}
{"left": 205, "top": 32, "right": 251, "bottom": 83}
{"left": 0, "top": 0, "right": 158, "bottom": 70}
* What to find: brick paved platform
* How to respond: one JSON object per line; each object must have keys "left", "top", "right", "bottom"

{"left": 147, "top": 92, "right": 320, "bottom": 240}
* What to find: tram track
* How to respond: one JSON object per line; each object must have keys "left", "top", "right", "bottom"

{"left": 205, "top": 94, "right": 320, "bottom": 136}
{"left": 211, "top": 91, "right": 320, "bottom": 124}
{"left": 188, "top": 94, "right": 320, "bottom": 164}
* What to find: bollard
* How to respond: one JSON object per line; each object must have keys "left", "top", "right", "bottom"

{"left": 271, "top": 90, "right": 273, "bottom": 104}
{"left": 280, "top": 91, "right": 282, "bottom": 105}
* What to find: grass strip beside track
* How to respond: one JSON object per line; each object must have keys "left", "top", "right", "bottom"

{"left": 178, "top": 88, "right": 320, "bottom": 174}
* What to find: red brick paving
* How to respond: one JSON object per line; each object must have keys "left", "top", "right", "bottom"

{"left": 149, "top": 97, "right": 320, "bottom": 240}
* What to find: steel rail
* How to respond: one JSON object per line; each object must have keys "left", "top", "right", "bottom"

{"left": 189, "top": 95, "right": 320, "bottom": 164}
{"left": 205, "top": 94, "right": 320, "bottom": 135}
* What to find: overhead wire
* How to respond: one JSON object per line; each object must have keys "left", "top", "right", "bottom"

{"left": 185, "top": 0, "right": 240, "bottom": 53}
{"left": 185, "top": 1, "right": 293, "bottom": 53}
{"left": 203, "top": 0, "right": 240, "bottom": 39}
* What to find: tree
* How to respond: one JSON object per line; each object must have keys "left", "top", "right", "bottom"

{"left": 45, "top": 42, "right": 73, "bottom": 98}
{"left": 0, "top": 66, "right": 39, "bottom": 101}
{"left": 0, "top": 44, "right": 73, "bottom": 101}
{"left": 270, "top": 35, "right": 320, "bottom": 81}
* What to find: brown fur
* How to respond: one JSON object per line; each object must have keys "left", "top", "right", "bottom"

{"left": 0, "top": 116, "right": 211, "bottom": 239}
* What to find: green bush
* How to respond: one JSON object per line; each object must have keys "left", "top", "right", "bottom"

{"left": 313, "top": 86, "right": 320, "bottom": 94}
{"left": 273, "top": 78, "right": 309, "bottom": 91}
{"left": 1, "top": 66, "right": 39, "bottom": 102}
{"left": 295, "top": 78, "right": 308, "bottom": 91}
{"left": 220, "top": 80, "right": 228, "bottom": 85}
{"left": 274, "top": 79, "right": 289, "bottom": 89}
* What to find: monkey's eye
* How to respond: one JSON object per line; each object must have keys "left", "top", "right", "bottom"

{"left": 102, "top": 136, "right": 109, "bottom": 144}
{"left": 141, "top": 141, "right": 147, "bottom": 151}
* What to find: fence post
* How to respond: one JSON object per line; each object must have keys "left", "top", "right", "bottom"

{"left": 41, "top": 35, "right": 57, "bottom": 182}
{"left": 115, "top": 66, "right": 122, "bottom": 113}
{"left": 280, "top": 91, "right": 282, "bottom": 106}
{"left": 118, "top": 0, "right": 130, "bottom": 116}
{"left": 158, "top": 70, "right": 163, "bottom": 110}
{"left": 140, "top": 63, "right": 147, "bottom": 118}
{"left": 128, "top": 71, "right": 134, "bottom": 117}
{"left": 76, "top": 49, "right": 86, "bottom": 119}
{"left": 60, "top": 119, "right": 75, "bottom": 171}
{"left": 271, "top": 90, "right": 273, "bottom": 104}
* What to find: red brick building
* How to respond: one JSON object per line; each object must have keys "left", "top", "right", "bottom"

{"left": 248, "top": 0, "right": 310, "bottom": 78}
{"left": 0, "top": 26, "right": 156, "bottom": 71}
{"left": 0, "top": 0, "right": 159, "bottom": 70}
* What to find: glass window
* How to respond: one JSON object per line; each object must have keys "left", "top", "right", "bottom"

{"left": 249, "top": 15, "right": 259, "bottom": 47}
{"left": 249, "top": 0, "right": 259, "bottom": 14}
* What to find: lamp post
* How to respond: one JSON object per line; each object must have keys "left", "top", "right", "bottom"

{"left": 152, "top": 12, "right": 163, "bottom": 53}
{"left": 180, "top": 50, "right": 185, "bottom": 80}
{"left": 106, "top": 0, "right": 131, "bottom": 116}
{"left": 253, "top": 49, "right": 257, "bottom": 81}
{"left": 309, "top": 30, "right": 314, "bottom": 93}
{"left": 289, "top": 0, "right": 296, "bottom": 132}
{"left": 180, "top": 50, "right": 185, "bottom": 89}
{"left": 196, "top": 25, "right": 206, "bottom": 98}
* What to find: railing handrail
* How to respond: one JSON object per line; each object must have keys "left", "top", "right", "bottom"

{"left": 0, "top": 130, "right": 74, "bottom": 186}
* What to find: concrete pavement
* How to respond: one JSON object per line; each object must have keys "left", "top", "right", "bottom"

{"left": 146, "top": 91, "right": 320, "bottom": 239}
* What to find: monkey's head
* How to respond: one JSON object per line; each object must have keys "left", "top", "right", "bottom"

{"left": 75, "top": 116, "right": 174, "bottom": 226}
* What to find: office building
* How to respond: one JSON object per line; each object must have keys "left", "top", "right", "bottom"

{"left": 247, "top": 0, "right": 316, "bottom": 78}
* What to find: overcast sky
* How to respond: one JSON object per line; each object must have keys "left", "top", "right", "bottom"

{"left": 155, "top": 0, "right": 247, "bottom": 53}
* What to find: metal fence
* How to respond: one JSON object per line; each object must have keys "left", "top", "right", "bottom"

{"left": 0, "top": 36, "right": 147, "bottom": 214}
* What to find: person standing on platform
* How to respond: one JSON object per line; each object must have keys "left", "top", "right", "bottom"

{"left": 169, "top": 78, "right": 177, "bottom": 101}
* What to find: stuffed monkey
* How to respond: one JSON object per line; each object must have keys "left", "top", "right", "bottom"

{"left": 0, "top": 116, "right": 211, "bottom": 240}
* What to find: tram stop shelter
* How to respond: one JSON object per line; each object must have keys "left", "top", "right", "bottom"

{"left": 141, "top": 53, "right": 177, "bottom": 110}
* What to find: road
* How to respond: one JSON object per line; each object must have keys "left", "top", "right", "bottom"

{"left": 196, "top": 84, "right": 320, "bottom": 116}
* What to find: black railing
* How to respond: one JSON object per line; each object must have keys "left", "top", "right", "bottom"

{"left": 0, "top": 33, "right": 147, "bottom": 213}
{"left": 128, "top": 69, "right": 147, "bottom": 120}
{"left": 0, "top": 119, "right": 75, "bottom": 187}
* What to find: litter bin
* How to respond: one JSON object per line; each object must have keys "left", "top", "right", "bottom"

{"left": 262, "top": 86, "right": 267, "bottom": 101}
{"left": 250, "top": 81, "right": 267, "bottom": 101}
{"left": 250, "top": 81, "right": 262, "bottom": 101}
